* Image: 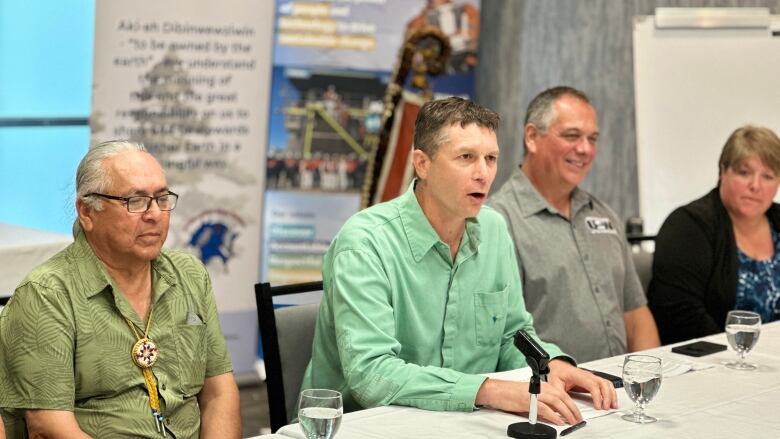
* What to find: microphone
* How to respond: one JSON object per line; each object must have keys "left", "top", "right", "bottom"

{"left": 506, "top": 330, "right": 557, "bottom": 439}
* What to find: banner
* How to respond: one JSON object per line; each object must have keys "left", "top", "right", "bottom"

{"left": 263, "top": 0, "right": 481, "bottom": 284}
{"left": 91, "top": 0, "right": 274, "bottom": 376}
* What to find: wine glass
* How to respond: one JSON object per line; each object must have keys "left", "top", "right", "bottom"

{"left": 725, "top": 310, "right": 762, "bottom": 371}
{"left": 298, "top": 388, "right": 342, "bottom": 439}
{"left": 621, "top": 354, "right": 662, "bottom": 424}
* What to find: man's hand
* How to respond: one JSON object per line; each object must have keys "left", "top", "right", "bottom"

{"left": 475, "top": 378, "right": 582, "bottom": 425}
{"left": 547, "top": 359, "right": 618, "bottom": 411}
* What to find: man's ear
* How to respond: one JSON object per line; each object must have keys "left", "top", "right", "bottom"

{"left": 412, "top": 148, "right": 432, "bottom": 180}
{"left": 76, "top": 199, "right": 94, "bottom": 232}
{"left": 524, "top": 123, "right": 540, "bottom": 154}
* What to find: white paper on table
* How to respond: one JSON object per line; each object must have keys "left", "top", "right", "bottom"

{"left": 594, "top": 351, "right": 715, "bottom": 377}
{"left": 484, "top": 369, "right": 618, "bottom": 421}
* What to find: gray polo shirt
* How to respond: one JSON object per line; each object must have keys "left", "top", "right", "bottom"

{"left": 487, "top": 170, "right": 646, "bottom": 363}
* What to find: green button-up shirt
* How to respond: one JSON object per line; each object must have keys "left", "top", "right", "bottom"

{"left": 301, "top": 183, "right": 567, "bottom": 414}
{"left": 0, "top": 231, "right": 232, "bottom": 438}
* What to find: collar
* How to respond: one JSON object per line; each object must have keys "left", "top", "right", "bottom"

{"left": 398, "top": 180, "right": 482, "bottom": 263}
{"left": 71, "top": 231, "right": 176, "bottom": 303}
{"left": 510, "top": 169, "right": 593, "bottom": 219}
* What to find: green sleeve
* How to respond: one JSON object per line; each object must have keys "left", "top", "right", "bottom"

{"left": 0, "top": 281, "right": 76, "bottom": 410}
{"left": 199, "top": 268, "right": 233, "bottom": 377}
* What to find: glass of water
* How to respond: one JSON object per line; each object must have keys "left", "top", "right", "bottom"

{"left": 725, "top": 310, "right": 762, "bottom": 371}
{"left": 621, "top": 354, "right": 662, "bottom": 424}
{"left": 298, "top": 389, "right": 342, "bottom": 439}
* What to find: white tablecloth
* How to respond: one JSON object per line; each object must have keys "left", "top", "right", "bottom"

{"left": 260, "top": 321, "right": 780, "bottom": 439}
{"left": 0, "top": 223, "right": 71, "bottom": 298}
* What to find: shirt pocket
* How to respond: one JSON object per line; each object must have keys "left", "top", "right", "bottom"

{"left": 473, "top": 286, "right": 509, "bottom": 346}
{"left": 175, "top": 322, "right": 208, "bottom": 396}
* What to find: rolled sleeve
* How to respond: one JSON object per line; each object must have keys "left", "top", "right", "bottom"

{"left": 200, "top": 271, "right": 233, "bottom": 377}
{"left": 0, "top": 282, "right": 76, "bottom": 410}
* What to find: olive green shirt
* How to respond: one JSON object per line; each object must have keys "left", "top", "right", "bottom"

{"left": 301, "top": 183, "right": 568, "bottom": 414}
{"left": 0, "top": 231, "right": 232, "bottom": 438}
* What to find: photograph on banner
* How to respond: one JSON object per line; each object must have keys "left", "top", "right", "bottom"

{"left": 268, "top": 0, "right": 482, "bottom": 193}
{"left": 265, "top": 66, "right": 385, "bottom": 193}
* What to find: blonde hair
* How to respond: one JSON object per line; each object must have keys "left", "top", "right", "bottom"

{"left": 719, "top": 125, "right": 780, "bottom": 176}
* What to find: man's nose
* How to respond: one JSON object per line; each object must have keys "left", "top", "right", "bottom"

{"left": 143, "top": 199, "right": 163, "bottom": 218}
{"left": 575, "top": 137, "right": 593, "bottom": 154}
{"left": 473, "top": 158, "right": 488, "bottom": 180}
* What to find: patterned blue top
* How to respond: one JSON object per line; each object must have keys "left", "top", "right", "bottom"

{"left": 736, "top": 226, "right": 780, "bottom": 323}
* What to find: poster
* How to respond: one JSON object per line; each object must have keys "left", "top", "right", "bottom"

{"left": 91, "top": 0, "right": 274, "bottom": 375}
{"left": 263, "top": 0, "right": 481, "bottom": 284}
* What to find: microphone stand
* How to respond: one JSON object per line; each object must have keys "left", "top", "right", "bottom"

{"left": 507, "top": 331, "right": 557, "bottom": 439}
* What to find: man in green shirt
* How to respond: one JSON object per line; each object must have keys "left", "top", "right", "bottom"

{"left": 0, "top": 141, "right": 240, "bottom": 438}
{"left": 302, "top": 97, "right": 618, "bottom": 426}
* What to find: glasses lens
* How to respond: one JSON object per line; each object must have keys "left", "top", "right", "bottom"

{"left": 157, "top": 194, "right": 177, "bottom": 211}
{"left": 127, "top": 197, "right": 150, "bottom": 213}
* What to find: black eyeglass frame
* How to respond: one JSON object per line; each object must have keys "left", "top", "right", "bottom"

{"left": 85, "top": 191, "right": 179, "bottom": 213}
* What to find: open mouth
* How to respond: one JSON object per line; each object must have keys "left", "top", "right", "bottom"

{"left": 468, "top": 192, "right": 486, "bottom": 201}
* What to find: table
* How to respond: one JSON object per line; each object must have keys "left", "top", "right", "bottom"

{"left": 256, "top": 321, "right": 780, "bottom": 439}
{"left": 0, "top": 223, "right": 71, "bottom": 299}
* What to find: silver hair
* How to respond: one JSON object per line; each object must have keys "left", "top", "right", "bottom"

{"left": 524, "top": 86, "right": 591, "bottom": 151}
{"left": 72, "top": 140, "right": 147, "bottom": 236}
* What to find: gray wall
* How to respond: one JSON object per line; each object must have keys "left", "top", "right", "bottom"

{"left": 477, "top": 0, "right": 780, "bottom": 223}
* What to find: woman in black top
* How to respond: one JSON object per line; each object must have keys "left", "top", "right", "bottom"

{"left": 648, "top": 126, "right": 780, "bottom": 344}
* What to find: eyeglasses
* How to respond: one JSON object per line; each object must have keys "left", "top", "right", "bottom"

{"left": 86, "top": 191, "right": 179, "bottom": 213}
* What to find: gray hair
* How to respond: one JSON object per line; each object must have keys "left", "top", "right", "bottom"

{"left": 73, "top": 140, "right": 147, "bottom": 236}
{"left": 524, "top": 86, "right": 591, "bottom": 151}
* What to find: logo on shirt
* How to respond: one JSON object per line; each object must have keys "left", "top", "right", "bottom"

{"left": 585, "top": 216, "right": 617, "bottom": 235}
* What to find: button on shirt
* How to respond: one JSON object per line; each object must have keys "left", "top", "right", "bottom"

{"left": 0, "top": 231, "right": 233, "bottom": 438}
{"left": 488, "top": 171, "right": 646, "bottom": 363}
{"left": 301, "top": 183, "right": 568, "bottom": 414}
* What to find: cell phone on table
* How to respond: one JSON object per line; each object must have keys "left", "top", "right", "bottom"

{"left": 671, "top": 340, "right": 727, "bottom": 357}
{"left": 581, "top": 368, "right": 623, "bottom": 388}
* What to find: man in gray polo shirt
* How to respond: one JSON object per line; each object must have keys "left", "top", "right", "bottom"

{"left": 488, "top": 86, "right": 660, "bottom": 363}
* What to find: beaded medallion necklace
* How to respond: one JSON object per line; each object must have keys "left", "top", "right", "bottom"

{"left": 125, "top": 304, "right": 166, "bottom": 436}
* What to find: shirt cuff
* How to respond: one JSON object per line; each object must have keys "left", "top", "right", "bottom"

{"left": 447, "top": 374, "right": 488, "bottom": 412}
{"left": 551, "top": 355, "right": 577, "bottom": 367}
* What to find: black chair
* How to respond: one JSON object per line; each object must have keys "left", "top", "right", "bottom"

{"left": 0, "top": 296, "right": 10, "bottom": 306}
{"left": 255, "top": 281, "right": 323, "bottom": 432}
{"left": 628, "top": 235, "right": 656, "bottom": 293}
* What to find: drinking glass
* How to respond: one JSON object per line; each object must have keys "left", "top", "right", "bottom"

{"left": 621, "top": 354, "right": 662, "bottom": 424}
{"left": 725, "top": 310, "right": 762, "bottom": 371}
{"left": 298, "top": 389, "right": 342, "bottom": 439}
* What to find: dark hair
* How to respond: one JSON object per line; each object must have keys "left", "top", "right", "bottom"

{"left": 719, "top": 125, "right": 780, "bottom": 176}
{"left": 413, "top": 96, "right": 500, "bottom": 157}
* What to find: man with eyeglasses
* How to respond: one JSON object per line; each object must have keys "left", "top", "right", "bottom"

{"left": 0, "top": 141, "right": 240, "bottom": 438}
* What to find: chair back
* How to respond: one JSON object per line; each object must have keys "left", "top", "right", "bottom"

{"left": 255, "top": 281, "right": 323, "bottom": 432}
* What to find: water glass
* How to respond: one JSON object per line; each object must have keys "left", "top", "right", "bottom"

{"left": 725, "top": 310, "right": 762, "bottom": 371}
{"left": 621, "top": 354, "right": 662, "bottom": 424}
{"left": 298, "top": 389, "right": 342, "bottom": 439}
